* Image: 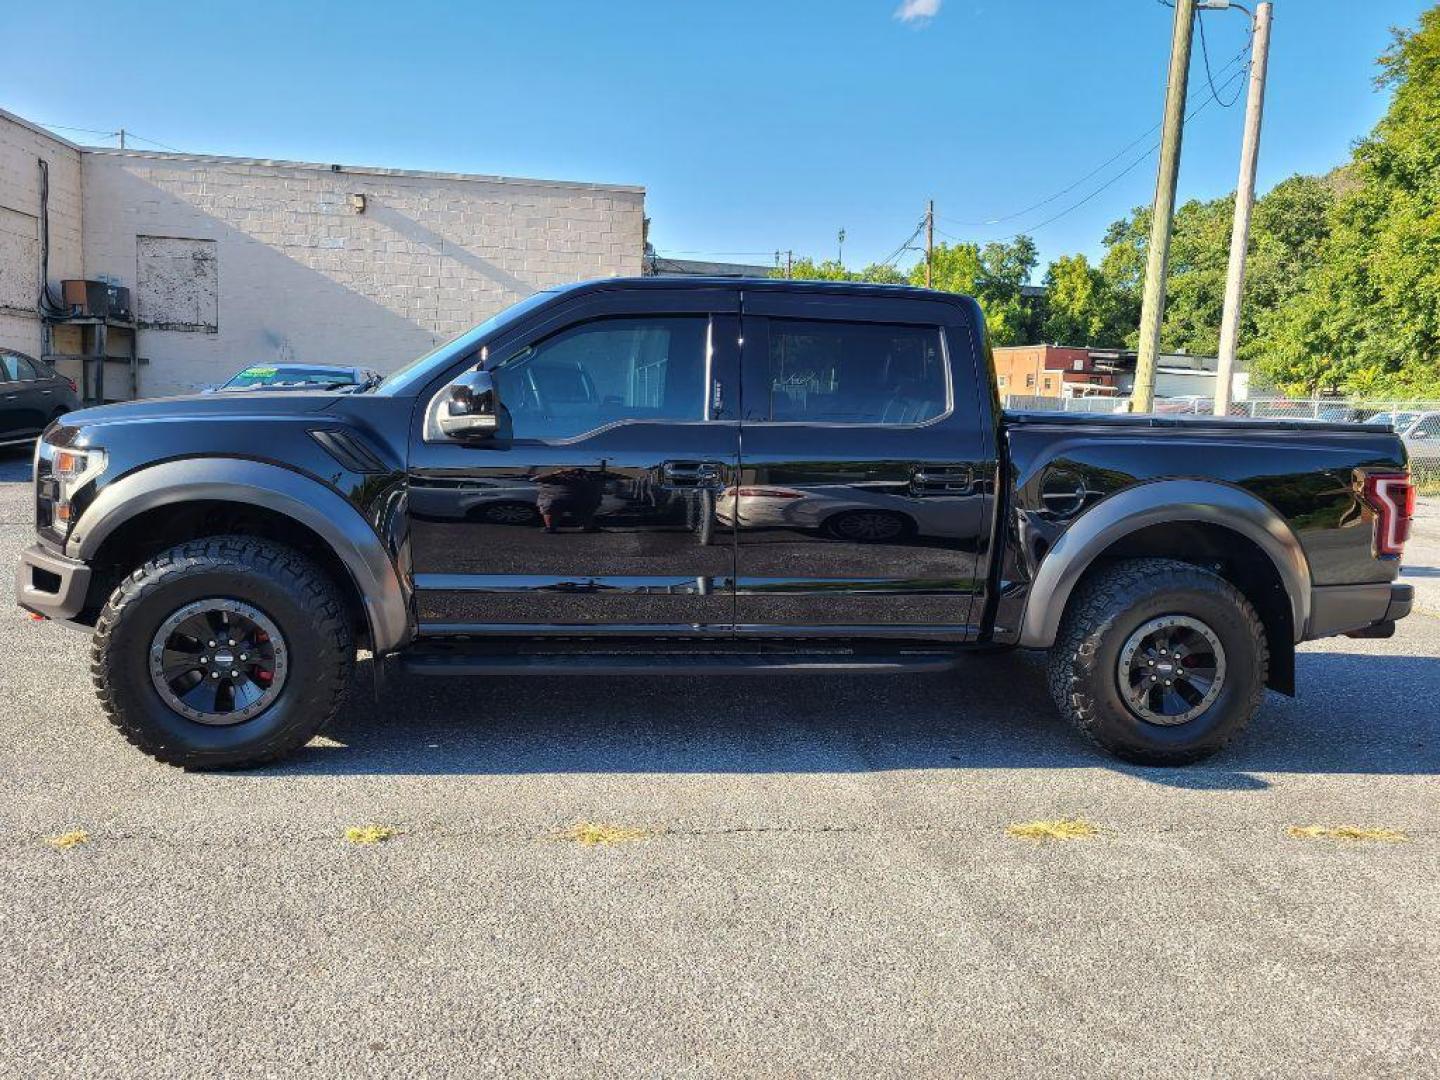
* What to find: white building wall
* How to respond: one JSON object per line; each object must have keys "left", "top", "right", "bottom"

{"left": 80, "top": 149, "right": 644, "bottom": 396}
{"left": 0, "top": 110, "right": 83, "bottom": 360}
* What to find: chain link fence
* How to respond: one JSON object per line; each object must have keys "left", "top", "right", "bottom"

{"left": 1004, "top": 394, "right": 1440, "bottom": 494}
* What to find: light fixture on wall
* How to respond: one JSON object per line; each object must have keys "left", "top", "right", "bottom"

{"left": 349, "top": 194, "right": 366, "bottom": 214}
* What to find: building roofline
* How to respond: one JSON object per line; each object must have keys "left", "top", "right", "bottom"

{"left": 77, "top": 145, "right": 645, "bottom": 195}
{"left": 0, "top": 107, "right": 84, "bottom": 151}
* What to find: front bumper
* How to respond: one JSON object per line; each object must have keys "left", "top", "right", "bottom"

{"left": 15, "top": 543, "right": 92, "bottom": 622}
{"left": 1306, "top": 581, "right": 1413, "bottom": 640}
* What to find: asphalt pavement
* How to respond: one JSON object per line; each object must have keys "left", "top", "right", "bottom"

{"left": 0, "top": 445, "right": 1436, "bottom": 1078}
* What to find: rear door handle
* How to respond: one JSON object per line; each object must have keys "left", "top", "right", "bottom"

{"left": 910, "top": 464, "right": 974, "bottom": 495}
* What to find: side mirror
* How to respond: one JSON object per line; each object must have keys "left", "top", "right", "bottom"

{"left": 437, "top": 370, "right": 501, "bottom": 439}
{"left": 1412, "top": 431, "right": 1430, "bottom": 440}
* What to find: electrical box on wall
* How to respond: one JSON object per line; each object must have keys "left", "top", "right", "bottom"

{"left": 61, "top": 279, "right": 132, "bottom": 321}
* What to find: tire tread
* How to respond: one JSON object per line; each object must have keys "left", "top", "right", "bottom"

{"left": 91, "top": 535, "right": 352, "bottom": 769}
{"left": 1047, "top": 557, "right": 1268, "bottom": 765}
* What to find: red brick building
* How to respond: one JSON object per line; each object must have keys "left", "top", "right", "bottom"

{"left": 992, "top": 345, "right": 1118, "bottom": 399}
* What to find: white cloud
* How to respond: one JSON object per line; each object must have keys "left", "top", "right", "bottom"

{"left": 895, "top": 0, "right": 942, "bottom": 23}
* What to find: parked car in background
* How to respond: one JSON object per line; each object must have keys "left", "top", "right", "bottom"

{"left": 0, "top": 350, "right": 80, "bottom": 448}
{"left": 210, "top": 363, "right": 381, "bottom": 393}
{"left": 1363, "top": 410, "right": 1421, "bottom": 433}
{"left": 1401, "top": 411, "right": 1440, "bottom": 459}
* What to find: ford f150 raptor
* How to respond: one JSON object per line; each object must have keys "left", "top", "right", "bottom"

{"left": 15, "top": 278, "right": 1415, "bottom": 767}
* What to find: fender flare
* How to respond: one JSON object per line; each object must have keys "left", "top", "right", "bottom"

{"left": 69, "top": 458, "right": 411, "bottom": 653}
{"left": 1018, "top": 479, "right": 1311, "bottom": 648}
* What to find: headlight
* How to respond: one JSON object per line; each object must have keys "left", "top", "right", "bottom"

{"left": 46, "top": 446, "right": 107, "bottom": 528}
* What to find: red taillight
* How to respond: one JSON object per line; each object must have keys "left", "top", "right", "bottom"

{"left": 64, "top": 377, "right": 78, "bottom": 393}
{"left": 1361, "top": 472, "right": 1414, "bottom": 558}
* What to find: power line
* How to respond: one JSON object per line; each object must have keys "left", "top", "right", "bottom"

{"left": 877, "top": 219, "right": 927, "bottom": 269}
{"left": 33, "top": 121, "right": 119, "bottom": 138}
{"left": 934, "top": 53, "right": 1249, "bottom": 245}
{"left": 31, "top": 120, "right": 186, "bottom": 151}
{"left": 938, "top": 39, "right": 1249, "bottom": 234}
{"left": 125, "top": 131, "right": 185, "bottom": 152}
{"left": 1196, "top": 8, "right": 1249, "bottom": 109}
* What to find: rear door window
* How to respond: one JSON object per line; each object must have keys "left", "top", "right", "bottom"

{"left": 1, "top": 354, "right": 32, "bottom": 382}
{"left": 753, "top": 319, "right": 948, "bottom": 425}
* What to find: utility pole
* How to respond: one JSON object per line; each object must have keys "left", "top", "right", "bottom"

{"left": 1213, "top": 1, "right": 1273, "bottom": 417}
{"left": 1130, "top": 0, "right": 1196, "bottom": 414}
{"left": 786, "top": 250, "right": 793, "bottom": 279}
{"left": 925, "top": 200, "right": 935, "bottom": 288}
{"left": 118, "top": 128, "right": 126, "bottom": 149}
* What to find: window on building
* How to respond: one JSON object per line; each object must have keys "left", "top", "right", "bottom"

{"left": 1026, "top": 373, "right": 1035, "bottom": 388}
{"left": 136, "top": 236, "right": 219, "bottom": 333}
{"left": 496, "top": 316, "right": 708, "bottom": 441}
{"left": 757, "top": 319, "right": 947, "bottom": 425}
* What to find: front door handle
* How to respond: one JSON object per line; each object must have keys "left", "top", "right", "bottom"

{"left": 661, "top": 460, "right": 726, "bottom": 488}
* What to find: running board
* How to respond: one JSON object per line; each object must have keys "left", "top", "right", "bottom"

{"left": 400, "top": 650, "right": 958, "bottom": 677}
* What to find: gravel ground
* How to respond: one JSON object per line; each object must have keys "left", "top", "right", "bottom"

{"left": 1, "top": 446, "right": 1436, "bottom": 1079}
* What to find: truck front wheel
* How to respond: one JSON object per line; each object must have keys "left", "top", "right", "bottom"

{"left": 1047, "top": 557, "right": 1268, "bottom": 765}
{"left": 92, "top": 536, "right": 354, "bottom": 769}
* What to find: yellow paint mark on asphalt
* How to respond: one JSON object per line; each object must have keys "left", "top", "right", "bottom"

{"left": 1005, "top": 818, "right": 1099, "bottom": 842}
{"left": 556, "top": 821, "right": 653, "bottom": 847}
{"left": 46, "top": 830, "right": 90, "bottom": 850}
{"left": 344, "top": 824, "right": 396, "bottom": 845}
{"left": 1286, "top": 825, "right": 1409, "bottom": 843}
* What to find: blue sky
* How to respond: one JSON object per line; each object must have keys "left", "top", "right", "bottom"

{"left": 3, "top": 0, "right": 1428, "bottom": 277}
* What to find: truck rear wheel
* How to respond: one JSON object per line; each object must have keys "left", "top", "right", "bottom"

{"left": 92, "top": 536, "right": 353, "bottom": 769}
{"left": 1047, "top": 557, "right": 1267, "bottom": 765}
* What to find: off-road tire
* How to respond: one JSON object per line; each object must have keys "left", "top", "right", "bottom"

{"left": 92, "top": 536, "right": 353, "bottom": 769}
{"left": 1047, "top": 557, "right": 1267, "bottom": 765}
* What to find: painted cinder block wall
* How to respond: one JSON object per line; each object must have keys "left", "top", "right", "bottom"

{"left": 81, "top": 150, "right": 645, "bottom": 396}
{"left": 0, "top": 110, "right": 83, "bottom": 361}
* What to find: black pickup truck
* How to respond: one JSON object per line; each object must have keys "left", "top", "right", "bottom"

{"left": 15, "top": 278, "right": 1415, "bottom": 768}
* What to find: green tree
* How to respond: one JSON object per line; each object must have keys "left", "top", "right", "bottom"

{"left": 772, "top": 258, "right": 909, "bottom": 285}
{"left": 907, "top": 235, "right": 1039, "bottom": 344}
{"left": 1253, "top": 8, "right": 1440, "bottom": 396}
{"left": 1041, "top": 253, "right": 1120, "bottom": 345}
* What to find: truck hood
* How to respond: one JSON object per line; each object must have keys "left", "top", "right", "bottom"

{"left": 57, "top": 391, "right": 345, "bottom": 430}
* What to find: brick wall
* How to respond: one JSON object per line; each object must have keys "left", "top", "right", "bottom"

{"left": 0, "top": 110, "right": 83, "bottom": 360}
{"left": 81, "top": 151, "right": 645, "bottom": 396}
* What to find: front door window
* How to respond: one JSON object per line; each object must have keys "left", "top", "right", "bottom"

{"left": 496, "top": 316, "right": 709, "bottom": 441}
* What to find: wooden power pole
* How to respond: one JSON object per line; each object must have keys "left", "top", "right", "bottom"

{"left": 1130, "top": 0, "right": 1196, "bottom": 414}
{"left": 925, "top": 200, "right": 935, "bottom": 288}
{"left": 1213, "top": 1, "right": 1273, "bottom": 417}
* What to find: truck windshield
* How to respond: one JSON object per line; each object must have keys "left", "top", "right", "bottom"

{"left": 223, "top": 366, "right": 357, "bottom": 389}
{"left": 374, "top": 290, "right": 558, "bottom": 396}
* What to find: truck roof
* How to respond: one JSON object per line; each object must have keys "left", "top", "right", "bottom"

{"left": 558, "top": 276, "right": 975, "bottom": 304}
